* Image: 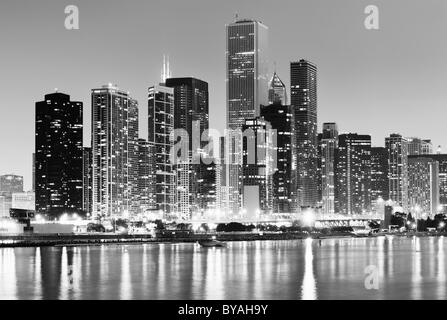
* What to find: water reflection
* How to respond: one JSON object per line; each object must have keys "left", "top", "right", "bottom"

{"left": 1, "top": 237, "right": 447, "bottom": 300}
{"left": 300, "top": 238, "right": 317, "bottom": 300}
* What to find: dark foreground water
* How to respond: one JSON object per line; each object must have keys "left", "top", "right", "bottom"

{"left": 0, "top": 236, "right": 446, "bottom": 300}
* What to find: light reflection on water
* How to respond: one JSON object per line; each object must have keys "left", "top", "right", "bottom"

{"left": 1, "top": 237, "right": 447, "bottom": 300}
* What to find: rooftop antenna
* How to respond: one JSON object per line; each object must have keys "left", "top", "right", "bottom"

{"left": 161, "top": 54, "right": 172, "bottom": 84}
{"left": 235, "top": 12, "right": 239, "bottom": 22}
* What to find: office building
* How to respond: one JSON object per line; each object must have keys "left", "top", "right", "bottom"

{"left": 148, "top": 85, "right": 175, "bottom": 216}
{"left": 386, "top": 134, "right": 409, "bottom": 211}
{"left": 319, "top": 123, "right": 338, "bottom": 215}
{"left": 91, "top": 85, "right": 139, "bottom": 218}
{"left": 408, "top": 156, "right": 439, "bottom": 218}
{"left": 261, "top": 103, "right": 296, "bottom": 213}
{"left": 290, "top": 59, "right": 318, "bottom": 209}
{"left": 35, "top": 92, "right": 83, "bottom": 217}
{"left": 335, "top": 134, "right": 371, "bottom": 215}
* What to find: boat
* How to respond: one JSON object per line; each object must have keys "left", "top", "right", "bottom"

{"left": 198, "top": 239, "right": 227, "bottom": 248}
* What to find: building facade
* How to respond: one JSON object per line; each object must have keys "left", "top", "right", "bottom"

{"left": 370, "top": 147, "right": 389, "bottom": 207}
{"left": 148, "top": 85, "right": 175, "bottom": 216}
{"left": 226, "top": 18, "right": 269, "bottom": 129}
{"left": 35, "top": 92, "right": 83, "bottom": 217}
{"left": 408, "top": 156, "right": 439, "bottom": 218}
{"left": 319, "top": 123, "right": 338, "bottom": 215}
{"left": 386, "top": 134, "right": 409, "bottom": 211}
{"left": 242, "top": 117, "right": 274, "bottom": 217}
{"left": 165, "top": 77, "right": 210, "bottom": 219}
{"left": 290, "top": 60, "right": 318, "bottom": 210}
{"left": 91, "top": 85, "right": 139, "bottom": 218}
{"left": 261, "top": 104, "right": 296, "bottom": 213}
{"left": 335, "top": 134, "right": 371, "bottom": 215}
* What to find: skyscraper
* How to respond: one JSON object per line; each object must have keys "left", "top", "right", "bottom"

{"left": 386, "top": 134, "right": 409, "bottom": 211}
{"left": 242, "top": 117, "right": 274, "bottom": 217}
{"left": 409, "top": 154, "right": 447, "bottom": 214}
{"left": 320, "top": 123, "right": 338, "bottom": 215}
{"left": 91, "top": 84, "right": 139, "bottom": 218}
{"left": 261, "top": 103, "right": 296, "bottom": 213}
{"left": 290, "top": 59, "right": 318, "bottom": 209}
{"left": 225, "top": 18, "right": 269, "bottom": 216}
{"left": 148, "top": 85, "right": 175, "bottom": 216}
{"left": 82, "top": 147, "right": 92, "bottom": 215}
{"left": 226, "top": 18, "right": 269, "bottom": 129}
{"left": 268, "top": 72, "right": 287, "bottom": 105}
{"left": 137, "top": 138, "right": 156, "bottom": 214}
{"left": 335, "top": 134, "right": 371, "bottom": 215}
{"left": 408, "top": 156, "right": 439, "bottom": 218}
{"left": 35, "top": 92, "right": 83, "bottom": 217}
{"left": 165, "top": 77, "right": 210, "bottom": 218}
{"left": 370, "top": 147, "right": 389, "bottom": 206}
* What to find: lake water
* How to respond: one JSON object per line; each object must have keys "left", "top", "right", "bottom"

{"left": 0, "top": 236, "right": 446, "bottom": 300}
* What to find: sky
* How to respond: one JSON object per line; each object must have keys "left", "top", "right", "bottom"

{"left": 0, "top": 0, "right": 446, "bottom": 190}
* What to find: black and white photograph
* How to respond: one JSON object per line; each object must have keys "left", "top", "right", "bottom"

{"left": 0, "top": 0, "right": 447, "bottom": 309}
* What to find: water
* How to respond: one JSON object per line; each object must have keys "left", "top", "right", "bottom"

{"left": 0, "top": 236, "right": 446, "bottom": 300}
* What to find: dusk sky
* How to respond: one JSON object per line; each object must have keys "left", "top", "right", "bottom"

{"left": 0, "top": 0, "right": 446, "bottom": 190}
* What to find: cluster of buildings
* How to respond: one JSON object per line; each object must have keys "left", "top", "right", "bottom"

{"left": 2, "top": 18, "right": 445, "bottom": 222}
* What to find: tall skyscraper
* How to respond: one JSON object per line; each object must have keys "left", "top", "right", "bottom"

{"left": 268, "top": 72, "right": 287, "bottom": 105}
{"left": 320, "top": 123, "right": 338, "bottom": 215}
{"left": 290, "top": 59, "right": 318, "bottom": 209}
{"left": 35, "top": 92, "right": 83, "bottom": 217}
{"left": 226, "top": 18, "right": 269, "bottom": 129}
{"left": 386, "top": 134, "right": 409, "bottom": 211}
{"left": 261, "top": 103, "right": 296, "bottom": 213}
{"left": 335, "top": 134, "right": 371, "bottom": 215}
{"left": 165, "top": 77, "right": 210, "bottom": 219}
{"left": 82, "top": 147, "right": 92, "bottom": 215}
{"left": 242, "top": 117, "right": 274, "bottom": 217}
{"left": 137, "top": 138, "right": 156, "bottom": 214}
{"left": 225, "top": 18, "right": 269, "bottom": 217}
{"left": 408, "top": 156, "right": 439, "bottom": 218}
{"left": 91, "top": 85, "right": 139, "bottom": 218}
{"left": 370, "top": 147, "right": 389, "bottom": 206}
{"left": 148, "top": 85, "right": 175, "bottom": 216}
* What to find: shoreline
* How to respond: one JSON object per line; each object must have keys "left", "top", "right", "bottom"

{"left": 0, "top": 231, "right": 445, "bottom": 248}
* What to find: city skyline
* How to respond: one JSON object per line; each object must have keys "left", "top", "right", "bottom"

{"left": 1, "top": 0, "right": 447, "bottom": 192}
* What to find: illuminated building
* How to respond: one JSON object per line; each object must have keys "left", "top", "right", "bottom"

{"left": 268, "top": 72, "right": 287, "bottom": 105}
{"left": 242, "top": 117, "right": 274, "bottom": 217}
{"left": 290, "top": 59, "right": 318, "bottom": 210}
{"left": 408, "top": 156, "right": 439, "bottom": 218}
{"left": 91, "top": 85, "right": 139, "bottom": 218}
{"left": 335, "top": 134, "right": 371, "bottom": 215}
{"left": 148, "top": 85, "right": 175, "bottom": 216}
{"left": 35, "top": 92, "right": 83, "bottom": 217}
{"left": 138, "top": 139, "right": 156, "bottom": 213}
{"left": 386, "top": 134, "right": 409, "bottom": 211}
{"left": 319, "top": 123, "right": 338, "bottom": 215}
{"left": 371, "top": 147, "right": 389, "bottom": 207}
{"left": 226, "top": 18, "right": 269, "bottom": 129}
{"left": 226, "top": 18, "right": 269, "bottom": 216}
{"left": 409, "top": 154, "right": 447, "bottom": 214}
{"left": 261, "top": 103, "right": 296, "bottom": 213}
{"left": 82, "top": 147, "right": 92, "bottom": 215}
{"left": 165, "top": 77, "right": 210, "bottom": 219}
